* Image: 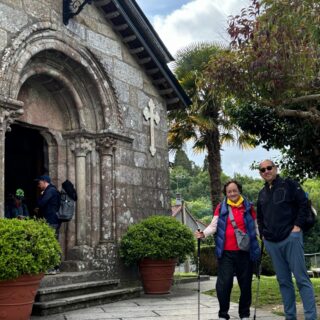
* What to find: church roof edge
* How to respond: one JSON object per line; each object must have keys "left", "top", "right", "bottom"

{"left": 94, "top": 0, "right": 191, "bottom": 110}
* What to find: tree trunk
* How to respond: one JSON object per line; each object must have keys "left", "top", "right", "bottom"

{"left": 206, "top": 130, "right": 222, "bottom": 209}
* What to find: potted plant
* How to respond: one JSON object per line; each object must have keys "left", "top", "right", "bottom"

{"left": 120, "top": 215, "right": 195, "bottom": 294}
{"left": 0, "top": 218, "right": 61, "bottom": 320}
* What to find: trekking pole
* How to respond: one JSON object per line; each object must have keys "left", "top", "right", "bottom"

{"left": 197, "top": 228, "right": 201, "bottom": 320}
{"left": 253, "top": 241, "right": 264, "bottom": 320}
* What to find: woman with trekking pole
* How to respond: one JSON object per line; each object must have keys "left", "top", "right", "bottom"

{"left": 195, "top": 180, "right": 261, "bottom": 320}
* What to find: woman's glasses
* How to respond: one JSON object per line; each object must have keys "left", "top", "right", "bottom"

{"left": 259, "top": 165, "right": 274, "bottom": 173}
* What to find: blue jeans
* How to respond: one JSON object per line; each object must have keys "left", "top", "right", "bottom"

{"left": 264, "top": 232, "right": 317, "bottom": 320}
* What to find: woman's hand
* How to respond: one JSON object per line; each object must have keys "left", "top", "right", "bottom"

{"left": 194, "top": 230, "right": 204, "bottom": 239}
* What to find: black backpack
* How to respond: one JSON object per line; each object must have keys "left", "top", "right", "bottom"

{"left": 285, "top": 178, "right": 317, "bottom": 232}
{"left": 304, "top": 198, "right": 317, "bottom": 232}
{"left": 57, "top": 180, "right": 77, "bottom": 222}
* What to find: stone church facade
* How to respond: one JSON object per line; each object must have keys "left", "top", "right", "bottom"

{"left": 0, "top": 0, "right": 189, "bottom": 279}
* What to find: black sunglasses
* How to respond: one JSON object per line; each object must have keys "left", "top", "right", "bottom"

{"left": 259, "top": 165, "right": 274, "bottom": 173}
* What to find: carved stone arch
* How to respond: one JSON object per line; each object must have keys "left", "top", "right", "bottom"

{"left": 0, "top": 21, "right": 123, "bottom": 132}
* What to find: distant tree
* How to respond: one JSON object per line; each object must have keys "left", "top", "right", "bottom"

{"left": 188, "top": 170, "right": 211, "bottom": 200}
{"left": 302, "top": 179, "right": 320, "bottom": 253}
{"left": 187, "top": 197, "right": 212, "bottom": 219}
{"left": 169, "top": 166, "right": 191, "bottom": 200}
{"left": 173, "top": 150, "right": 193, "bottom": 174}
{"left": 304, "top": 219, "right": 320, "bottom": 254}
{"left": 203, "top": 155, "right": 209, "bottom": 172}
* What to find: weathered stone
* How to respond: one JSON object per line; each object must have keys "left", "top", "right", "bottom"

{"left": 113, "top": 79, "right": 130, "bottom": 104}
{"left": 87, "top": 29, "right": 122, "bottom": 59}
{"left": 23, "top": 0, "right": 51, "bottom": 20}
{"left": 113, "top": 58, "right": 143, "bottom": 88}
{"left": 0, "top": 0, "right": 22, "bottom": 9}
{"left": 0, "top": 28, "right": 7, "bottom": 51}
{"left": 0, "top": 3, "right": 28, "bottom": 32}
{"left": 66, "top": 20, "right": 86, "bottom": 41}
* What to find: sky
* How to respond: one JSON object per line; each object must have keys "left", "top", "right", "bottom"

{"left": 135, "top": 0, "right": 280, "bottom": 178}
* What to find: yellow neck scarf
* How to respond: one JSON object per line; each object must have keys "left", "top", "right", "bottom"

{"left": 227, "top": 195, "right": 244, "bottom": 207}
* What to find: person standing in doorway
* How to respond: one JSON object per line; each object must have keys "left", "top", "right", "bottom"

{"left": 34, "top": 175, "right": 61, "bottom": 274}
{"left": 5, "top": 188, "right": 29, "bottom": 219}
{"left": 195, "top": 180, "right": 260, "bottom": 320}
{"left": 257, "top": 160, "right": 317, "bottom": 320}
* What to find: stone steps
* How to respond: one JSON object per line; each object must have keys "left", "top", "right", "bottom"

{"left": 32, "top": 272, "right": 141, "bottom": 316}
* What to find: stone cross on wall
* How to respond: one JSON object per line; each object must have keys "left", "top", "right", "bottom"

{"left": 143, "top": 99, "right": 160, "bottom": 156}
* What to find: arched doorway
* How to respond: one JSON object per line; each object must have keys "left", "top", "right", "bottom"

{"left": 5, "top": 124, "right": 48, "bottom": 214}
{"left": 0, "top": 25, "right": 123, "bottom": 272}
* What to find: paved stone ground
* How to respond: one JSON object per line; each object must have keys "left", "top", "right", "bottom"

{"left": 31, "top": 278, "right": 285, "bottom": 320}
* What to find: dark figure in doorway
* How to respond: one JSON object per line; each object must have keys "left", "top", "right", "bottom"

{"left": 34, "top": 175, "right": 61, "bottom": 274}
{"left": 5, "top": 188, "right": 29, "bottom": 219}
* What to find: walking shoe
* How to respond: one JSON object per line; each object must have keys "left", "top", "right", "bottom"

{"left": 241, "top": 318, "right": 249, "bottom": 320}
{"left": 45, "top": 269, "right": 57, "bottom": 275}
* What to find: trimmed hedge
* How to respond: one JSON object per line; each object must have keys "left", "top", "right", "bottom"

{"left": 120, "top": 215, "right": 196, "bottom": 266}
{"left": 0, "top": 218, "right": 61, "bottom": 281}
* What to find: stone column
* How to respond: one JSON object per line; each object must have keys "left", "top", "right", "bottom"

{"left": 0, "top": 102, "right": 24, "bottom": 216}
{"left": 69, "top": 136, "right": 94, "bottom": 246}
{"left": 96, "top": 137, "right": 117, "bottom": 243}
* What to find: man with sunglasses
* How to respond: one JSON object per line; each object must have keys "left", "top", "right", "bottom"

{"left": 257, "top": 160, "right": 317, "bottom": 320}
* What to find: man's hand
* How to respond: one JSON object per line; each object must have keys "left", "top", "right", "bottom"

{"left": 292, "top": 225, "right": 301, "bottom": 232}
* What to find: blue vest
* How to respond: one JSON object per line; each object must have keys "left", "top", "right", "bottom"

{"left": 215, "top": 198, "right": 261, "bottom": 261}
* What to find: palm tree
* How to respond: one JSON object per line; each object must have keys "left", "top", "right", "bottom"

{"left": 169, "top": 42, "right": 254, "bottom": 208}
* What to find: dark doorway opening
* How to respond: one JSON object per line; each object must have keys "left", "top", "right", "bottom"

{"left": 5, "top": 124, "right": 48, "bottom": 214}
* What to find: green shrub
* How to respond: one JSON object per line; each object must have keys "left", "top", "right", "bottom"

{"left": 0, "top": 218, "right": 61, "bottom": 281}
{"left": 119, "top": 215, "right": 195, "bottom": 266}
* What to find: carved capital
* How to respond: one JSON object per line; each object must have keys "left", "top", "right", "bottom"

{"left": 96, "top": 137, "right": 117, "bottom": 155}
{"left": 0, "top": 107, "right": 24, "bottom": 132}
{"left": 69, "top": 136, "right": 94, "bottom": 157}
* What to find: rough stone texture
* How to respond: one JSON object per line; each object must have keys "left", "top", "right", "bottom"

{"left": 0, "top": 28, "right": 7, "bottom": 51}
{"left": 0, "top": 0, "right": 172, "bottom": 284}
{"left": 0, "top": 3, "right": 29, "bottom": 32}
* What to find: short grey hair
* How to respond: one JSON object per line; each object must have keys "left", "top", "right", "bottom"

{"left": 259, "top": 159, "right": 276, "bottom": 167}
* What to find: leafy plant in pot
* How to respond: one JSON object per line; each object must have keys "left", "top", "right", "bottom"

{"left": 0, "top": 218, "right": 61, "bottom": 320}
{"left": 120, "top": 215, "right": 195, "bottom": 294}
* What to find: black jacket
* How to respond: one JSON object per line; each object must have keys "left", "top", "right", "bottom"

{"left": 257, "top": 175, "right": 307, "bottom": 242}
{"left": 37, "top": 184, "right": 61, "bottom": 225}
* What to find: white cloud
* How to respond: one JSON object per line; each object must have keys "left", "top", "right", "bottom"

{"left": 152, "top": 0, "right": 251, "bottom": 55}
{"left": 181, "top": 142, "right": 280, "bottom": 178}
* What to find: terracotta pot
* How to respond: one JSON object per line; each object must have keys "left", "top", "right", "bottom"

{"left": 138, "top": 258, "right": 176, "bottom": 294}
{"left": 0, "top": 273, "right": 44, "bottom": 320}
